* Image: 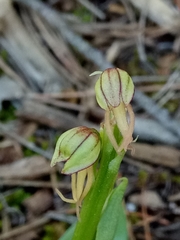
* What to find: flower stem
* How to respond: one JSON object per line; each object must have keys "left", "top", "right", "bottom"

{"left": 72, "top": 128, "right": 125, "bottom": 240}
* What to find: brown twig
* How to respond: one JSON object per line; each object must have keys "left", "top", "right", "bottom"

{"left": 0, "top": 179, "right": 71, "bottom": 189}
{"left": 29, "top": 89, "right": 95, "bottom": 99}
{"left": 141, "top": 201, "right": 152, "bottom": 240}
{"left": 0, "top": 216, "right": 49, "bottom": 240}
{"left": 32, "top": 97, "right": 87, "bottom": 112}
{"left": 124, "top": 157, "right": 154, "bottom": 173}
{"left": 0, "top": 210, "right": 76, "bottom": 240}
{"left": 0, "top": 57, "right": 28, "bottom": 90}
{"left": 0, "top": 123, "right": 52, "bottom": 160}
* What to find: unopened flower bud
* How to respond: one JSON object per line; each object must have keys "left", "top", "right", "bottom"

{"left": 95, "top": 68, "right": 134, "bottom": 110}
{"left": 92, "top": 68, "right": 135, "bottom": 153}
{"left": 51, "top": 126, "right": 101, "bottom": 174}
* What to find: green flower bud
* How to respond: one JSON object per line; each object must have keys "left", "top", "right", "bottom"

{"left": 92, "top": 68, "right": 135, "bottom": 153}
{"left": 51, "top": 126, "right": 101, "bottom": 174}
{"left": 120, "top": 69, "right": 134, "bottom": 105}
{"left": 95, "top": 68, "right": 134, "bottom": 110}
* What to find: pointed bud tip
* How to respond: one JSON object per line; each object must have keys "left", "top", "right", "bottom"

{"left": 89, "top": 71, "right": 102, "bottom": 77}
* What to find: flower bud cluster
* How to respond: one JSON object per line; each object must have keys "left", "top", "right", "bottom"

{"left": 51, "top": 68, "right": 135, "bottom": 218}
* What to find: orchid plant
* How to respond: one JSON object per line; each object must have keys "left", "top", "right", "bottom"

{"left": 51, "top": 68, "right": 135, "bottom": 240}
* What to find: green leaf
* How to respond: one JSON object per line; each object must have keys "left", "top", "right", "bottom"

{"left": 95, "top": 178, "right": 128, "bottom": 240}
{"left": 113, "top": 203, "right": 128, "bottom": 240}
{"left": 60, "top": 223, "right": 76, "bottom": 240}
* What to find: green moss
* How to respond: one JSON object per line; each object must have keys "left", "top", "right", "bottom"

{"left": 126, "top": 49, "right": 158, "bottom": 76}
{"left": 164, "top": 99, "right": 179, "bottom": 113}
{"left": 138, "top": 170, "right": 148, "bottom": 186}
{"left": 172, "top": 175, "right": 180, "bottom": 184}
{"left": 22, "top": 134, "right": 49, "bottom": 156}
{"left": 0, "top": 189, "right": 31, "bottom": 211}
{"left": 0, "top": 220, "right": 2, "bottom": 232}
{"left": 41, "top": 140, "right": 49, "bottom": 150}
{"left": 128, "top": 212, "right": 141, "bottom": 224}
{"left": 6, "top": 189, "right": 31, "bottom": 209}
{"left": 0, "top": 102, "right": 16, "bottom": 122}
{"left": 22, "top": 147, "right": 35, "bottom": 157}
{"left": 28, "top": 135, "right": 36, "bottom": 143}
{"left": 0, "top": 49, "right": 8, "bottom": 61}
{"left": 23, "top": 136, "right": 36, "bottom": 156}
{"left": 127, "top": 50, "right": 147, "bottom": 76}
{"left": 43, "top": 223, "right": 67, "bottom": 240}
{"left": 73, "top": 5, "right": 93, "bottom": 23}
{"left": 43, "top": 225, "right": 56, "bottom": 240}
{"left": 158, "top": 172, "right": 169, "bottom": 182}
{"left": 0, "top": 50, "right": 8, "bottom": 75}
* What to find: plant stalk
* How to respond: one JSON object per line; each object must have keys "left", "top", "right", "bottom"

{"left": 72, "top": 128, "right": 125, "bottom": 240}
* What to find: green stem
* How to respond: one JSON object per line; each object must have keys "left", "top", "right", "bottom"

{"left": 72, "top": 129, "right": 125, "bottom": 240}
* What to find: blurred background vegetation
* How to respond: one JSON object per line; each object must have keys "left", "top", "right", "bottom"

{"left": 1, "top": 0, "right": 180, "bottom": 239}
